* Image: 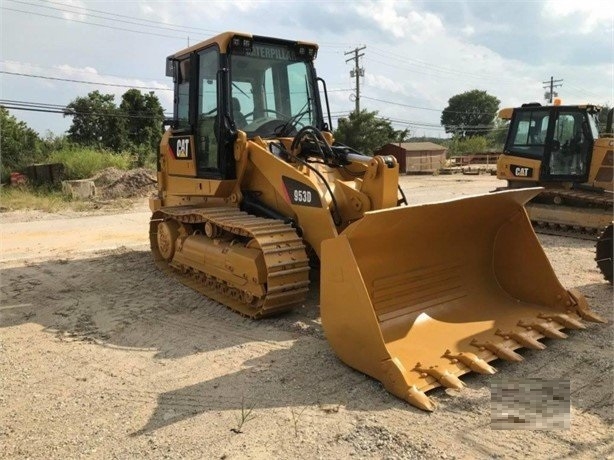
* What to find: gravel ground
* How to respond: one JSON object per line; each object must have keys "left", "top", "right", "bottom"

{"left": 1, "top": 174, "right": 612, "bottom": 459}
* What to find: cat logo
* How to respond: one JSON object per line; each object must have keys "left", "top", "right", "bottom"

{"left": 511, "top": 165, "right": 533, "bottom": 177}
{"left": 170, "top": 136, "right": 191, "bottom": 160}
{"left": 515, "top": 167, "right": 529, "bottom": 177}
{"left": 176, "top": 138, "right": 190, "bottom": 158}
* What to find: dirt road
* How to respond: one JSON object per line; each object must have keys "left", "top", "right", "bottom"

{"left": 1, "top": 175, "right": 612, "bottom": 459}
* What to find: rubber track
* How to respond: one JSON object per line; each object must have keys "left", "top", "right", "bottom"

{"left": 150, "top": 206, "right": 310, "bottom": 318}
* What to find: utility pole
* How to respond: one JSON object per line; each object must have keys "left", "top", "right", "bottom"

{"left": 542, "top": 76, "right": 563, "bottom": 104}
{"left": 345, "top": 46, "right": 366, "bottom": 113}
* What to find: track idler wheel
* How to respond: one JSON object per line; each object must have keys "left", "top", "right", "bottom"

{"left": 596, "top": 223, "right": 613, "bottom": 284}
{"left": 157, "top": 220, "right": 180, "bottom": 261}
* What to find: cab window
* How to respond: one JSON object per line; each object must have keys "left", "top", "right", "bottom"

{"left": 507, "top": 109, "right": 549, "bottom": 158}
{"left": 197, "top": 48, "right": 219, "bottom": 174}
{"left": 176, "top": 59, "right": 190, "bottom": 129}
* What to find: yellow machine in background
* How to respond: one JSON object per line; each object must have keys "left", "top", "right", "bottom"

{"left": 497, "top": 103, "right": 613, "bottom": 283}
{"left": 150, "top": 32, "right": 605, "bottom": 410}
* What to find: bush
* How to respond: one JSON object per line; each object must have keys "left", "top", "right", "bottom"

{"left": 47, "top": 147, "right": 132, "bottom": 180}
{"left": 0, "top": 107, "right": 45, "bottom": 183}
{"left": 447, "top": 136, "right": 489, "bottom": 157}
{"left": 127, "top": 143, "right": 157, "bottom": 168}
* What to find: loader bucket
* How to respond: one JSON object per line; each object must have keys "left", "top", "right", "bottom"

{"left": 320, "top": 188, "right": 605, "bottom": 411}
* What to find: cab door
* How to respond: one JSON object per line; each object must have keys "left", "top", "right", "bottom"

{"left": 543, "top": 108, "right": 593, "bottom": 182}
{"left": 195, "top": 47, "right": 222, "bottom": 178}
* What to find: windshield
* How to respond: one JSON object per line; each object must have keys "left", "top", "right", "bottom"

{"left": 229, "top": 42, "right": 319, "bottom": 137}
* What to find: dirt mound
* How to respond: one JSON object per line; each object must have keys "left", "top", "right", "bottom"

{"left": 92, "top": 167, "right": 125, "bottom": 188}
{"left": 97, "top": 168, "right": 157, "bottom": 199}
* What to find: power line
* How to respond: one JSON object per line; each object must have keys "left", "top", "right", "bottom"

{"left": 565, "top": 82, "right": 603, "bottom": 99}
{"left": 361, "top": 95, "right": 440, "bottom": 112}
{"left": 0, "top": 70, "right": 172, "bottom": 91}
{"left": 361, "top": 95, "right": 500, "bottom": 116}
{"left": 2, "top": 99, "right": 67, "bottom": 109}
{"left": 1, "top": 6, "right": 189, "bottom": 40}
{"left": 39, "top": 0, "right": 361, "bottom": 49}
{"left": 387, "top": 118, "right": 506, "bottom": 132}
{"left": 3, "top": 97, "right": 505, "bottom": 131}
{"left": 333, "top": 111, "right": 503, "bottom": 131}
{"left": 1, "top": 99, "right": 171, "bottom": 119}
{"left": 5, "top": 1, "right": 358, "bottom": 50}
{"left": 369, "top": 47, "right": 517, "bottom": 82}
{"left": 7, "top": 0, "right": 214, "bottom": 39}
{"left": 35, "top": 0, "right": 219, "bottom": 34}
{"left": 2, "top": 59, "right": 350, "bottom": 95}
{"left": 0, "top": 60, "right": 161, "bottom": 82}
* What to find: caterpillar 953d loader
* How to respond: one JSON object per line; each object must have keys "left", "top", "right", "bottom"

{"left": 150, "top": 32, "right": 605, "bottom": 411}
{"left": 497, "top": 103, "right": 613, "bottom": 283}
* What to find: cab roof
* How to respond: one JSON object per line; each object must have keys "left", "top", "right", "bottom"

{"left": 498, "top": 103, "right": 602, "bottom": 119}
{"left": 167, "top": 31, "right": 318, "bottom": 61}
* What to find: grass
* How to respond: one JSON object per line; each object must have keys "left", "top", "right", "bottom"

{"left": 290, "top": 406, "right": 308, "bottom": 437}
{"left": 0, "top": 147, "right": 139, "bottom": 213}
{"left": 0, "top": 187, "right": 73, "bottom": 213}
{"left": 0, "top": 186, "right": 140, "bottom": 213}
{"left": 230, "top": 396, "right": 257, "bottom": 434}
{"left": 48, "top": 147, "right": 132, "bottom": 180}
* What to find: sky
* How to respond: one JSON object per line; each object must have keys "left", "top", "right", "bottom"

{"left": 1, "top": 0, "right": 612, "bottom": 138}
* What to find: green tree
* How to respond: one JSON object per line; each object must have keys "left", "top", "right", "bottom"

{"left": 334, "top": 109, "right": 409, "bottom": 155}
{"left": 119, "top": 89, "right": 164, "bottom": 165}
{"left": 0, "top": 106, "right": 44, "bottom": 181}
{"left": 65, "top": 89, "right": 164, "bottom": 160}
{"left": 485, "top": 117, "right": 509, "bottom": 150}
{"left": 40, "top": 131, "right": 70, "bottom": 153}
{"left": 65, "top": 90, "right": 125, "bottom": 151}
{"left": 441, "top": 90, "right": 500, "bottom": 138}
{"left": 597, "top": 104, "right": 611, "bottom": 134}
{"left": 119, "top": 89, "right": 164, "bottom": 151}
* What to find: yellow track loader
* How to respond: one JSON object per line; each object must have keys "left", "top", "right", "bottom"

{"left": 150, "top": 32, "right": 605, "bottom": 411}
{"left": 497, "top": 103, "right": 613, "bottom": 283}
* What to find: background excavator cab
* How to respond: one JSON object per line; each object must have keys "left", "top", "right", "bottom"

{"left": 502, "top": 104, "right": 599, "bottom": 184}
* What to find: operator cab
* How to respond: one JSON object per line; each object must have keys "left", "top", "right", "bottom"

{"left": 503, "top": 103, "right": 600, "bottom": 182}
{"left": 165, "top": 33, "right": 326, "bottom": 180}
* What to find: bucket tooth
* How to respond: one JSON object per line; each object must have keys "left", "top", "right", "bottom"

{"left": 568, "top": 289, "right": 607, "bottom": 323}
{"left": 471, "top": 340, "right": 524, "bottom": 362}
{"left": 576, "top": 308, "right": 606, "bottom": 324}
{"left": 538, "top": 313, "right": 586, "bottom": 330}
{"left": 444, "top": 350, "right": 497, "bottom": 374}
{"left": 518, "top": 320, "right": 568, "bottom": 339}
{"left": 407, "top": 385, "right": 436, "bottom": 412}
{"left": 495, "top": 330, "right": 546, "bottom": 350}
{"left": 414, "top": 364, "right": 465, "bottom": 390}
